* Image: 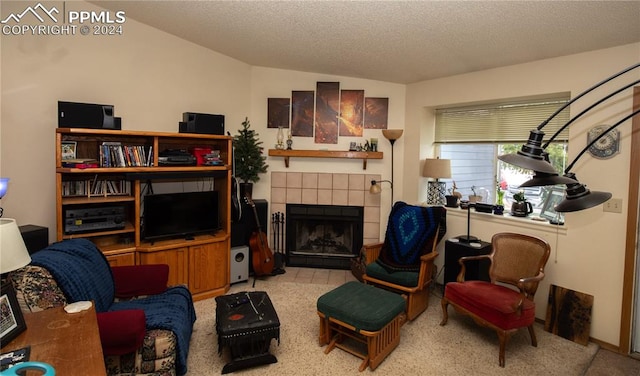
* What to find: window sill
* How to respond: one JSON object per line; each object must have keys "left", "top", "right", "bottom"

{"left": 444, "top": 206, "right": 568, "bottom": 236}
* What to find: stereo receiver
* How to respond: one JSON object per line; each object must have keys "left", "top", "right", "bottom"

{"left": 64, "top": 206, "right": 126, "bottom": 234}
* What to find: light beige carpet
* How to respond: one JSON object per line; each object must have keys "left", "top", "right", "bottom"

{"left": 187, "top": 279, "right": 598, "bottom": 375}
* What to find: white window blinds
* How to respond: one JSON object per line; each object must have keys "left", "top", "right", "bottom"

{"left": 435, "top": 96, "right": 570, "bottom": 143}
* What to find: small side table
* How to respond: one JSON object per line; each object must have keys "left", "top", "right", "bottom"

{"left": 444, "top": 238, "right": 492, "bottom": 285}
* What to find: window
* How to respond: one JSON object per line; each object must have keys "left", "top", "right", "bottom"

{"left": 435, "top": 96, "right": 570, "bottom": 215}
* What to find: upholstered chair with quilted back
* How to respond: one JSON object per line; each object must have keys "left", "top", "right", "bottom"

{"left": 362, "top": 202, "right": 446, "bottom": 321}
{"left": 7, "top": 238, "right": 196, "bottom": 376}
{"left": 440, "top": 232, "right": 551, "bottom": 367}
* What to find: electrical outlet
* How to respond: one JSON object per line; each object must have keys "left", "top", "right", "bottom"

{"left": 603, "top": 198, "right": 623, "bottom": 213}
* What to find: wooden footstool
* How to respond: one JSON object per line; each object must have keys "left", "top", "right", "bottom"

{"left": 317, "top": 281, "right": 406, "bottom": 371}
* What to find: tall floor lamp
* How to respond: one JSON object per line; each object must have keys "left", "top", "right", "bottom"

{"left": 381, "top": 129, "right": 403, "bottom": 203}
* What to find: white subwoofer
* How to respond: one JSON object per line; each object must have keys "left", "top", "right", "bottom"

{"left": 230, "top": 246, "right": 249, "bottom": 284}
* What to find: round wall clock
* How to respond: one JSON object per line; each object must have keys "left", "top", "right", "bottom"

{"left": 587, "top": 125, "right": 620, "bottom": 159}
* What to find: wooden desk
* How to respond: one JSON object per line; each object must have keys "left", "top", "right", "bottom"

{"left": 1, "top": 304, "right": 106, "bottom": 375}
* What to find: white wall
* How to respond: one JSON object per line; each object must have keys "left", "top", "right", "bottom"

{"left": 1, "top": 0, "right": 407, "bottom": 242}
{"left": 1, "top": 1, "right": 252, "bottom": 238}
{"left": 2, "top": 0, "right": 638, "bottom": 348}
{"left": 248, "top": 67, "right": 406, "bottom": 230}
{"left": 405, "top": 43, "right": 640, "bottom": 346}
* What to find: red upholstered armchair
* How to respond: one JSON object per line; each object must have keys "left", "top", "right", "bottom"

{"left": 8, "top": 239, "right": 196, "bottom": 375}
{"left": 440, "top": 232, "right": 551, "bottom": 367}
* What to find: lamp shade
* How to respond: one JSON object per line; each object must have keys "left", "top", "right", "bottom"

{"left": 497, "top": 130, "right": 558, "bottom": 174}
{"left": 554, "top": 173, "right": 612, "bottom": 212}
{"left": 382, "top": 129, "right": 403, "bottom": 141}
{"left": 0, "top": 218, "right": 31, "bottom": 274}
{"left": 422, "top": 158, "right": 451, "bottom": 179}
{"left": 519, "top": 171, "right": 578, "bottom": 187}
{"left": 369, "top": 180, "right": 392, "bottom": 195}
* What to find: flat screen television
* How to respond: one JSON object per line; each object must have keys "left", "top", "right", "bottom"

{"left": 143, "top": 191, "right": 219, "bottom": 241}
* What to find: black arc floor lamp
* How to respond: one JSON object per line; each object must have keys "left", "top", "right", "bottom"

{"left": 498, "top": 63, "right": 640, "bottom": 212}
{"left": 498, "top": 63, "right": 640, "bottom": 177}
{"left": 530, "top": 109, "right": 639, "bottom": 212}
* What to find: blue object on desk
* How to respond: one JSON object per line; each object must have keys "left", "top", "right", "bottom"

{"left": 1, "top": 361, "right": 55, "bottom": 375}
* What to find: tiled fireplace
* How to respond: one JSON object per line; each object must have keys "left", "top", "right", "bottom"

{"left": 286, "top": 203, "right": 363, "bottom": 269}
{"left": 271, "top": 172, "right": 382, "bottom": 269}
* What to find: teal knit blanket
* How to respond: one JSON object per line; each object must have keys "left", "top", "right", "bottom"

{"left": 376, "top": 202, "right": 446, "bottom": 272}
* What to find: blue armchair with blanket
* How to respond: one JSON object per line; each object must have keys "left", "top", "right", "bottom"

{"left": 7, "top": 239, "right": 196, "bottom": 376}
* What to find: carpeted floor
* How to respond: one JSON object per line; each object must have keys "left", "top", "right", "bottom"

{"left": 187, "top": 279, "right": 598, "bottom": 375}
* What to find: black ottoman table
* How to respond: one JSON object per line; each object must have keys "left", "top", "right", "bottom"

{"left": 215, "top": 291, "right": 280, "bottom": 374}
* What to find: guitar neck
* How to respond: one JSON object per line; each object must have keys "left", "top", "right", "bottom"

{"left": 252, "top": 205, "right": 263, "bottom": 232}
{"left": 245, "top": 197, "right": 264, "bottom": 232}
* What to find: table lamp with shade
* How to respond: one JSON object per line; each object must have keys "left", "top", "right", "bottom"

{"left": 1, "top": 218, "right": 31, "bottom": 275}
{"left": 422, "top": 158, "right": 451, "bottom": 205}
{"left": 0, "top": 218, "right": 31, "bottom": 343}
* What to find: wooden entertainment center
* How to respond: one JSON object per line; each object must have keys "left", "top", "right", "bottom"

{"left": 55, "top": 128, "right": 231, "bottom": 300}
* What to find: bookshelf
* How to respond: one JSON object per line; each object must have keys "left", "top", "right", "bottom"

{"left": 55, "top": 128, "right": 232, "bottom": 300}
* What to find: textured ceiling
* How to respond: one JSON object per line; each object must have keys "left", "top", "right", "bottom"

{"left": 91, "top": 1, "right": 640, "bottom": 84}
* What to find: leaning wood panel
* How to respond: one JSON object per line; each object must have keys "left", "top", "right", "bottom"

{"left": 544, "top": 284, "right": 594, "bottom": 346}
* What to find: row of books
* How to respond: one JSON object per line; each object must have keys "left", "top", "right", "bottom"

{"left": 62, "top": 179, "right": 131, "bottom": 197}
{"left": 100, "top": 142, "right": 153, "bottom": 167}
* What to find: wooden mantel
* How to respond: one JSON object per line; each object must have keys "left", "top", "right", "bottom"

{"left": 268, "top": 149, "right": 383, "bottom": 170}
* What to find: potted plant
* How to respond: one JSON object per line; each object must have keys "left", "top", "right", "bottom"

{"left": 468, "top": 185, "right": 483, "bottom": 203}
{"left": 234, "top": 117, "right": 268, "bottom": 198}
{"left": 445, "top": 181, "right": 462, "bottom": 207}
{"left": 510, "top": 189, "right": 533, "bottom": 217}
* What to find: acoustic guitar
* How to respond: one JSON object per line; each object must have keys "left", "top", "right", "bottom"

{"left": 245, "top": 196, "right": 274, "bottom": 276}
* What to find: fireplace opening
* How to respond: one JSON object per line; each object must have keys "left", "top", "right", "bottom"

{"left": 286, "top": 204, "right": 363, "bottom": 269}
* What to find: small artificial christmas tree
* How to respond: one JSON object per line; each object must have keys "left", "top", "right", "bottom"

{"left": 234, "top": 117, "right": 268, "bottom": 184}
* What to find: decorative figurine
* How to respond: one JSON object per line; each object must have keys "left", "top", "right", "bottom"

{"left": 276, "top": 126, "right": 285, "bottom": 149}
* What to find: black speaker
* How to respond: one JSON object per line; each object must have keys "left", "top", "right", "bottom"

{"left": 180, "top": 112, "right": 225, "bottom": 135}
{"left": 231, "top": 199, "right": 268, "bottom": 247}
{"left": 58, "top": 101, "right": 118, "bottom": 129}
{"left": 19, "top": 224, "right": 49, "bottom": 255}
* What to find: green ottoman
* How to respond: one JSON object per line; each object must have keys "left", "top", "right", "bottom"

{"left": 317, "top": 281, "right": 406, "bottom": 371}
